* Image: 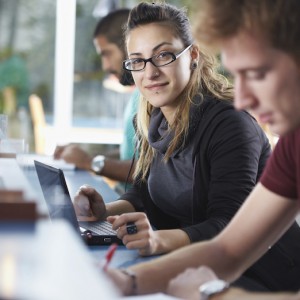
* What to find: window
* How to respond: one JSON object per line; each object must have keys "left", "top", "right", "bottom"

{"left": 0, "top": 0, "right": 191, "bottom": 154}
{"left": 0, "top": 0, "right": 56, "bottom": 151}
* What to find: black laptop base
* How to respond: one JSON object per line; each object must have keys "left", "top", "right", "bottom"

{"left": 81, "top": 230, "right": 123, "bottom": 246}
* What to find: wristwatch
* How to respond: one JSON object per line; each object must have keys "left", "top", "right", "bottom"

{"left": 91, "top": 155, "right": 105, "bottom": 174}
{"left": 199, "top": 279, "right": 229, "bottom": 300}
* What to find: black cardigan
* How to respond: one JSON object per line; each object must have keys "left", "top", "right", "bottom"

{"left": 121, "top": 97, "right": 270, "bottom": 239}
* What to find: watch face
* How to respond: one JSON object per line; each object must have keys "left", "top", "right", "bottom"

{"left": 91, "top": 155, "right": 105, "bottom": 173}
{"left": 199, "top": 279, "right": 229, "bottom": 296}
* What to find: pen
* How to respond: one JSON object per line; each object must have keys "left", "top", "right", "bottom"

{"left": 102, "top": 243, "right": 118, "bottom": 271}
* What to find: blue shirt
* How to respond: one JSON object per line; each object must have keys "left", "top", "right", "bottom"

{"left": 120, "top": 88, "right": 139, "bottom": 161}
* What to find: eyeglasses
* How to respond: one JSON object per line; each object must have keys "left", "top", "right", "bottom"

{"left": 123, "top": 44, "right": 192, "bottom": 72}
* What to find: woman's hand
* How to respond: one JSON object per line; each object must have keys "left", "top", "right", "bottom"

{"left": 107, "top": 212, "right": 160, "bottom": 256}
{"left": 167, "top": 266, "right": 218, "bottom": 300}
{"left": 73, "top": 185, "right": 107, "bottom": 221}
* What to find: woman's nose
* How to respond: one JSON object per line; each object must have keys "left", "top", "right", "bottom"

{"left": 144, "top": 61, "right": 160, "bottom": 79}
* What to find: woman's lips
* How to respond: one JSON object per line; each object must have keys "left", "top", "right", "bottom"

{"left": 145, "top": 82, "right": 168, "bottom": 91}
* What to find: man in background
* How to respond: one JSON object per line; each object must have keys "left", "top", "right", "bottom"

{"left": 54, "top": 9, "right": 138, "bottom": 193}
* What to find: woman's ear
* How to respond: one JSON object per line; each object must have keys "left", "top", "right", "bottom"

{"left": 190, "top": 44, "right": 200, "bottom": 61}
{"left": 190, "top": 44, "right": 200, "bottom": 70}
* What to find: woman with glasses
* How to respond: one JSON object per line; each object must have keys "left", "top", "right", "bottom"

{"left": 74, "top": 2, "right": 290, "bottom": 291}
{"left": 75, "top": 1, "right": 270, "bottom": 255}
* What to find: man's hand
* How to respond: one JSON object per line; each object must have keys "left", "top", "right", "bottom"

{"left": 167, "top": 266, "right": 218, "bottom": 300}
{"left": 54, "top": 144, "right": 92, "bottom": 170}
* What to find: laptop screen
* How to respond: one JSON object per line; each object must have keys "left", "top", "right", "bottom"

{"left": 34, "top": 160, "right": 80, "bottom": 233}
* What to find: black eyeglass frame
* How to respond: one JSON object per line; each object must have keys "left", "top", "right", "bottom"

{"left": 123, "top": 44, "right": 193, "bottom": 72}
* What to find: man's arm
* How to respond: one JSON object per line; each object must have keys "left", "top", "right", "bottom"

{"left": 212, "top": 288, "right": 300, "bottom": 300}
{"left": 108, "top": 183, "right": 299, "bottom": 295}
{"left": 98, "top": 158, "right": 134, "bottom": 183}
{"left": 54, "top": 144, "right": 135, "bottom": 183}
{"left": 167, "top": 266, "right": 300, "bottom": 300}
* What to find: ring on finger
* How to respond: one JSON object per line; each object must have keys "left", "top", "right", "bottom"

{"left": 126, "top": 222, "right": 138, "bottom": 235}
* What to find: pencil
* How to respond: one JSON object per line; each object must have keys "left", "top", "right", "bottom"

{"left": 102, "top": 243, "right": 118, "bottom": 271}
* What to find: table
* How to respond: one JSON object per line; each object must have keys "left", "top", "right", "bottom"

{"left": 0, "top": 156, "right": 167, "bottom": 299}
{"left": 0, "top": 220, "right": 121, "bottom": 300}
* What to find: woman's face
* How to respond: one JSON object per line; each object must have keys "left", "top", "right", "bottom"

{"left": 126, "top": 23, "right": 193, "bottom": 121}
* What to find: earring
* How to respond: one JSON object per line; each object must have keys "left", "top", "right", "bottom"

{"left": 191, "top": 61, "right": 198, "bottom": 70}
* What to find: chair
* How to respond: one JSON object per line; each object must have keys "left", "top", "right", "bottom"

{"left": 28, "top": 94, "right": 47, "bottom": 154}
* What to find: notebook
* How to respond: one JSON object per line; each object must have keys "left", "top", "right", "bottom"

{"left": 34, "top": 160, "right": 122, "bottom": 246}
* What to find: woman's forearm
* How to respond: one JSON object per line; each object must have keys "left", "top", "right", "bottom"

{"left": 106, "top": 199, "right": 136, "bottom": 216}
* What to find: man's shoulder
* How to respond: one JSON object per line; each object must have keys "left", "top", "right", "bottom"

{"left": 275, "top": 127, "right": 300, "bottom": 158}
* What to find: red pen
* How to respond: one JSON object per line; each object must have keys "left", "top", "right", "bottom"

{"left": 102, "top": 243, "right": 118, "bottom": 271}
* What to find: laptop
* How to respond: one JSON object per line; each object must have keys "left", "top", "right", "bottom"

{"left": 34, "top": 160, "right": 122, "bottom": 246}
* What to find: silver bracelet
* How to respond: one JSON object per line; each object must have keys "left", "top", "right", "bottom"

{"left": 120, "top": 268, "right": 137, "bottom": 295}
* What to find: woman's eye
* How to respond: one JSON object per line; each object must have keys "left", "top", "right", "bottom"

{"left": 131, "top": 58, "right": 144, "bottom": 65}
{"left": 157, "top": 52, "right": 171, "bottom": 60}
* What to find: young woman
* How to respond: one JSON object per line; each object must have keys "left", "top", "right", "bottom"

{"left": 75, "top": 1, "right": 299, "bottom": 292}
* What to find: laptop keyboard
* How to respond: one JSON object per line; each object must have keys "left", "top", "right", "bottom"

{"left": 80, "top": 221, "right": 117, "bottom": 235}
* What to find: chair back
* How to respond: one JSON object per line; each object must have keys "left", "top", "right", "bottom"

{"left": 29, "top": 94, "right": 46, "bottom": 154}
